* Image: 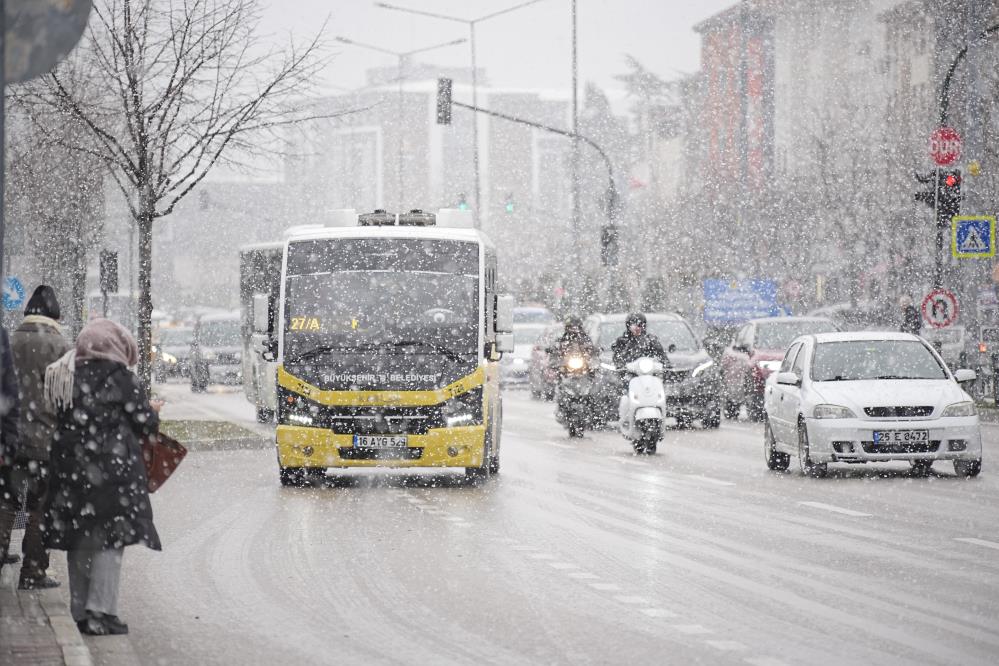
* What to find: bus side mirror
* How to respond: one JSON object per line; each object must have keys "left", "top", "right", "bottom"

{"left": 496, "top": 294, "right": 514, "bottom": 333}
{"left": 253, "top": 294, "right": 270, "bottom": 334}
{"left": 497, "top": 333, "right": 514, "bottom": 354}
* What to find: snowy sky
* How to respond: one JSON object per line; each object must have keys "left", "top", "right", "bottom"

{"left": 257, "top": 0, "right": 734, "bottom": 93}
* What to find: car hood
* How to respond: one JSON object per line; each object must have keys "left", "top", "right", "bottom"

{"left": 810, "top": 379, "right": 966, "bottom": 411}
{"left": 667, "top": 350, "right": 712, "bottom": 371}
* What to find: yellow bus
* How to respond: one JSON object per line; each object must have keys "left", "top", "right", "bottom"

{"left": 263, "top": 209, "right": 514, "bottom": 485}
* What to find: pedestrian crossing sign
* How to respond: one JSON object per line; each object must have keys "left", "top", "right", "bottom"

{"left": 952, "top": 216, "right": 996, "bottom": 259}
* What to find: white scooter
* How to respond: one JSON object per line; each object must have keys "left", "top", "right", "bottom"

{"left": 618, "top": 357, "right": 667, "bottom": 454}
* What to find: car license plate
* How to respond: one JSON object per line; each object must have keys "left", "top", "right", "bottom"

{"left": 353, "top": 434, "right": 408, "bottom": 448}
{"left": 873, "top": 430, "right": 928, "bottom": 444}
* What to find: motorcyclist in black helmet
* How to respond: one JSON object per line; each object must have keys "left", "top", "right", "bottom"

{"left": 611, "top": 313, "right": 668, "bottom": 369}
{"left": 548, "top": 317, "right": 598, "bottom": 368}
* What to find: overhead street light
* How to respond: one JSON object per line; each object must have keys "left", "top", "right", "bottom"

{"left": 374, "top": 0, "right": 547, "bottom": 227}
{"left": 334, "top": 35, "right": 466, "bottom": 212}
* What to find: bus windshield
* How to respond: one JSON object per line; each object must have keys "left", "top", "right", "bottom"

{"left": 284, "top": 238, "right": 480, "bottom": 363}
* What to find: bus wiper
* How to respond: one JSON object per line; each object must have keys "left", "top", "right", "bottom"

{"left": 390, "top": 340, "right": 466, "bottom": 362}
{"left": 293, "top": 343, "right": 380, "bottom": 362}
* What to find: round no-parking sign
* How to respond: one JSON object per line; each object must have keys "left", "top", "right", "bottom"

{"left": 921, "top": 289, "right": 959, "bottom": 329}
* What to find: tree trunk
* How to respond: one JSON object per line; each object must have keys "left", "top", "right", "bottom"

{"left": 136, "top": 207, "right": 154, "bottom": 391}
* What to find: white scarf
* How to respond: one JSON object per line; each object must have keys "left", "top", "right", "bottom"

{"left": 22, "top": 314, "right": 63, "bottom": 333}
{"left": 44, "top": 350, "right": 76, "bottom": 411}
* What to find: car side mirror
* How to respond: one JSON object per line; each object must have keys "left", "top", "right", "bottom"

{"left": 776, "top": 371, "right": 801, "bottom": 386}
{"left": 954, "top": 368, "right": 977, "bottom": 383}
{"left": 667, "top": 343, "right": 677, "bottom": 354}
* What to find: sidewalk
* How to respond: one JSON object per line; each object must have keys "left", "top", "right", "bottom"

{"left": 0, "top": 553, "right": 91, "bottom": 666}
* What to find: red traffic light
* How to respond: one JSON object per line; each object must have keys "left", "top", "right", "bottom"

{"left": 945, "top": 174, "right": 959, "bottom": 187}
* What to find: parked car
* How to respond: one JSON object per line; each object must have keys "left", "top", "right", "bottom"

{"left": 721, "top": 316, "right": 838, "bottom": 420}
{"left": 921, "top": 325, "right": 966, "bottom": 369}
{"left": 152, "top": 326, "right": 194, "bottom": 382}
{"left": 763, "top": 331, "right": 982, "bottom": 478}
{"left": 500, "top": 324, "right": 549, "bottom": 387}
{"left": 529, "top": 323, "right": 564, "bottom": 400}
{"left": 584, "top": 312, "right": 722, "bottom": 428}
{"left": 513, "top": 306, "right": 556, "bottom": 325}
{"left": 190, "top": 312, "right": 242, "bottom": 392}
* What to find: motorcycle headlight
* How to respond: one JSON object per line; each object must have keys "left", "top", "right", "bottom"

{"left": 638, "top": 358, "right": 655, "bottom": 375}
{"left": 442, "top": 388, "right": 483, "bottom": 428}
{"left": 566, "top": 355, "right": 586, "bottom": 371}
{"left": 691, "top": 359, "right": 715, "bottom": 378}
{"left": 813, "top": 404, "right": 855, "bottom": 419}
{"left": 941, "top": 401, "right": 977, "bottom": 417}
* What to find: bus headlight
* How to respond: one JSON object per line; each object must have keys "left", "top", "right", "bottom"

{"left": 441, "top": 389, "right": 483, "bottom": 428}
{"left": 287, "top": 413, "right": 314, "bottom": 426}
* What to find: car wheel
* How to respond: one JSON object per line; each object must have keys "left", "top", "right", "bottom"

{"left": 465, "top": 434, "right": 493, "bottom": 484}
{"left": 909, "top": 460, "right": 933, "bottom": 477}
{"left": 702, "top": 407, "right": 721, "bottom": 429}
{"left": 724, "top": 400, "right": 740, "bottom": 419}
{"left": 676, "top": 414, "right": 693, "bottom": 430}
{"left": 279, "top": 466, "right": 306, "bottom": 487}
{"left": 256, "top": 407, "right": 275, "bottom": 423}
{"left": 764, "top": 419, "right": 790, "bottom": 472}
{"left": 953, "top": 459, "right": 982, "bottom": 478}
{"left": 798, "top": 420, "right": 827, "bottom": 478}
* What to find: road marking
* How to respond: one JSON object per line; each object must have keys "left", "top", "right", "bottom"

{"left": 528, "top": 553, "right": 556, "bottom": 560}
{"left": 669, "top": 624, "right": 713, "bottom": 635}
{"left": 705, "top": 640, "right": 746, "bottom": 651}
{"left": 548, "top": 562, "right": 579, "bottom": 570}
{"left": 614, "top": 595, "right": 650, "bottom": 605}
{"left": 798, "top": 501, "right": 871, "bottom": 517}
{"left": 744, "top": 658, "right": 788, "bottom": 666}
{"left": 442, "top": 516, "right": 464, "bottom": 522}
{"left": 589, "top": 583, "right": 622, "bottom": 592}
{"left": 955, "top": 537, "right": 999, "bottom": 551}
{"left": 567, "top": 572, "right": 599, "bottom": 580}
{"left": 511, "top": 545, "right": 536, "bottom": 552}
{"left": 549, "top": 442, "right": 573, "bottom": 450}
{"left": 685, "top": 474, "right": 735, "bottom": 487}
{"left": 641, "top": 608, "right": 677, "bottom": 619}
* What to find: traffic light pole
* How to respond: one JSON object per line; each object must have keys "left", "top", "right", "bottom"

{"left": 933, "top": 166, "right": 942, "bottom": 290}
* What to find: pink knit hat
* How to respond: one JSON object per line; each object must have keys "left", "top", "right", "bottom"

{"left": 76, "top": 318, "right": 139, "bottom": 367}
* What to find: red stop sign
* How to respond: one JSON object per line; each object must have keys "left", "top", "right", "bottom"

{"left": 929, "top": 126, "right": 962, "bottom": 166}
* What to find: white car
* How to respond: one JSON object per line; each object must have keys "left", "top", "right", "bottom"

{"left": 763, "top": 331, "right": 982, "bottom": 478}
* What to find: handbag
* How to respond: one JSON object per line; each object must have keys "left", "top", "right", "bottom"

{"left": 141, "top": 432, "right": 188, "bottom": 493}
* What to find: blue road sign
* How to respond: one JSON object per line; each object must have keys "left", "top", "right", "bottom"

{"left": 952, "top": 216, "right": 996, "bottom": 259}
{"left": 2, "top": 277, "right": 25, "bottom": 311}
{"left": 703, "top": 278, "right": 783, "bottom": 325}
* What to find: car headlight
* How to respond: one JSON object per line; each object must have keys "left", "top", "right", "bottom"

{"left": 813, "top": 404, "right": 855, "bottom": 419}
{"left": 162, "top": 352, "right": 178, "bottom": 365}
{"left": 512, "top": 357, "right": 527, "bottom": 366}
{"left": 691, "top": 359, "right": 715, "bottom": 378}
{"left": 941, "top": 401, "right": 977, "bottom": 417}
{"left": 203, "top": 350, "right": 217, "bottom": 361}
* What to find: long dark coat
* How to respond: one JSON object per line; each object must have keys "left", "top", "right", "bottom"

{"left": 44, "top": 359, "right": 162, "bottom": 551}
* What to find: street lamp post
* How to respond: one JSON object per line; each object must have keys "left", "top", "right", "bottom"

{"left": 335, "top": 35, "right": 466, "bottom": 212}
{"left": 374, "top": 0, "right": 546, "bottom": 227}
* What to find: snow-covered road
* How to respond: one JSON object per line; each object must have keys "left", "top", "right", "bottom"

{"left": 101, "top": 390, "right": 999, "bottom": 665}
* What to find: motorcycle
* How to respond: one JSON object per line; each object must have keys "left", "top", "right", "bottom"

{"left": 554, "top": 345, "right": 597, "bottom": 438}
{"left": 618, "top": 357, "right": 667, "bottom": 454}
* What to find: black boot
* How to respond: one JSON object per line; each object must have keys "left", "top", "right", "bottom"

{"left": 101, "top": 614, "right": 129, "bottom": 635}
{"left": 77, "top": 613, "right": 108, "bottom": 636}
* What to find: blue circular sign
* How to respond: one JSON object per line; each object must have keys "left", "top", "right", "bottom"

{"left": 3, "top": 276, "right": 26, "bottom": 311}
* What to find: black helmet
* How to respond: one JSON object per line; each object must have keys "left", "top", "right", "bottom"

{"left": 564, "top": 316, "right": 583, "bottom": 331}
{"left": 625, "top": 313, "right": 647, "bottom": 332}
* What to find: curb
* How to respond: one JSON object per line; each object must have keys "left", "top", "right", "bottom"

{"left": 180, "top": 436, "right": 273, "bottom": 452}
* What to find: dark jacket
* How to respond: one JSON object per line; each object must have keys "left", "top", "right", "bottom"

{"left": 611, "top": 331, "right": 668, "bottom": 369}
{"left": 0, "top": 329, "right": 20, "bottom": 468}
{"left": 44, "top": 359, "right": 161, "bottom": 552}
{"left": 10, "top": 317, "right": 71, "bottom": 462}
{"left": 901, "top": 305, "right": 922, "bottom": 336}
{"left": 549, "top": 330, "right": 599, "bottom": 367}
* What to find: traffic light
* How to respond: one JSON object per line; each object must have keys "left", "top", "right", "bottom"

{"left": 504, "top": 192, "right": 514, "bottom": 214}
{"left": 436, "top": 78, "right": 452, "bottom": 125}
{"left": 938, "top": 169, "right": 961, "bottom": 226}
{"left": 914, "top": 171, "right": 935, "bottom": 208}
{"left": 457, "top": 193, "right": 468, "bottom": 211}
{"left": 601, "top": 225, "right": 619, "bottom": 267}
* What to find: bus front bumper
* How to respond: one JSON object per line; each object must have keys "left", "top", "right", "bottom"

{"left": 276, "top": 425, "right": 487, "bottom": 468}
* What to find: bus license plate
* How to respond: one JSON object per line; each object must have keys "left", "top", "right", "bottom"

{"left": 354, "top": 434, "right": 408, "bottom": 448}
{"left": 873, "top": 430, "right": 928, "bottom": 444}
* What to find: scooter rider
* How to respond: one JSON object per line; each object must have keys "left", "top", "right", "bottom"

{"left": 548, "top": 317, "right": 598, "bottom": 367}
{"left": 612, "top": 313, "right": 668, "bottom": 369}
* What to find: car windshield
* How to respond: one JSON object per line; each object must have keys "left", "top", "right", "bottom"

{"left": 513, "top": 308, "right": 554, "bottom": 324}
{"left": 811, "top": 340, "right": 948, "bottom": 381}
{"left": 197, "top": 321, "right": 239, "bottom": 347}
{"left": 157, "top": 328, "right": 193, "bottom": 347}
{"left": 514, "top": 326, "right": 546, "bottom": 345}
{"left": 597, "top": 321, "right": 699, "bottom": 352}
{"left": 755, "top": 320, "right": 837, "bottom": 350}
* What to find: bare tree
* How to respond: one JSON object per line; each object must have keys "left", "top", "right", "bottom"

{"left": 14, "top": 0, "right": 331, "bottom": 387}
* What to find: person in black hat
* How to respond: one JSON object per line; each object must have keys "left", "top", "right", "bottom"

{"left": 0, "top": 285, "right": 71, "bottom": 588}
{"left": 611, "top": 313, "right": 668, "bottom": 369}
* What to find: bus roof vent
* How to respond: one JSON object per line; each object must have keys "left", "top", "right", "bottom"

{"left": 326, "top": 209, "right": 358, "bottom": 227}
{"left": 436, "top": 208, "right": 474, "bottom": 229}
{"left": 398, "top": 209, "right": 436, "bottom": 226}
{"left": 358, "top": 210, "right": 397, "bottom": 226}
